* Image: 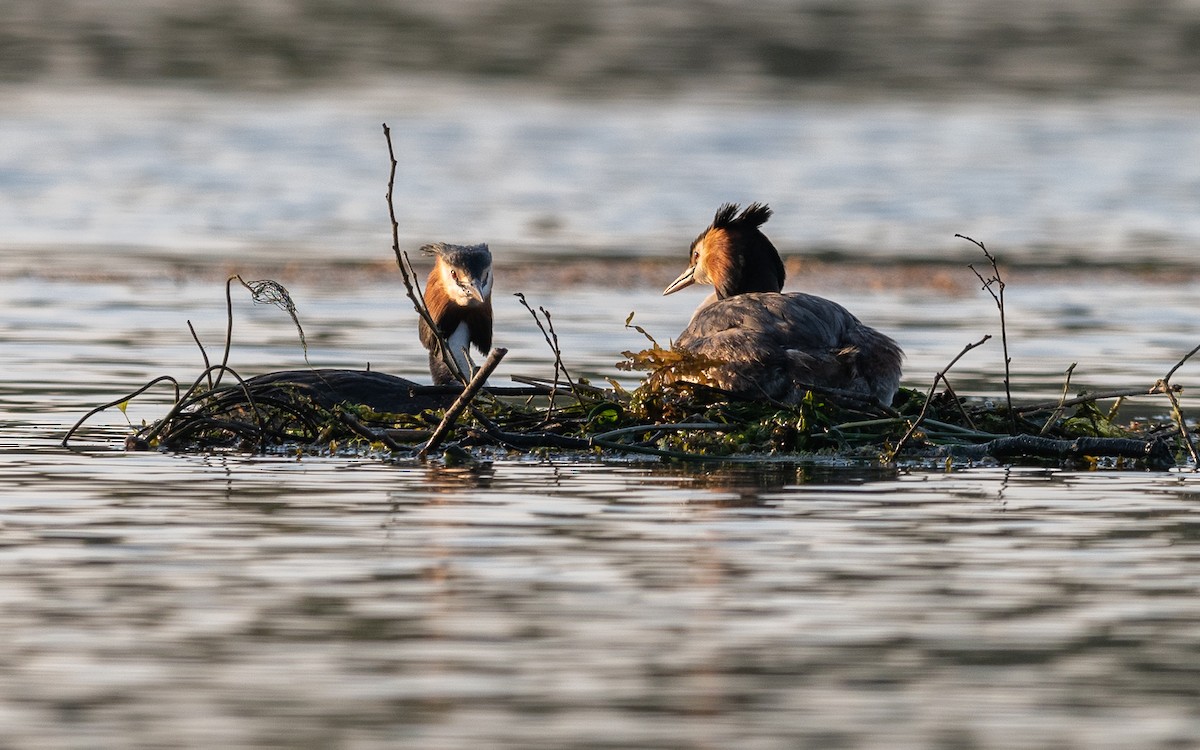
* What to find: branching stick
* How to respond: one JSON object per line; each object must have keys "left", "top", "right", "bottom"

{"left": 1159, "top": 342, "right": 1200, "bottom": 468}
{"left": 381, "top": 123, "right": 470, "bottom": 385}
{"left": 888, "top": 334, "right": 991, "bottom": 461}
{"left": 961, "top": 234, "right": 1015, "bottom": 434}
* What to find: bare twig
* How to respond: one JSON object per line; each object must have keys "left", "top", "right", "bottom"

{"left": 888, "top": 334, "right": 991, "bottom": 461}
{"left": 514, "top": 293, "right": 582, "bottom": 412}
{"left": 1040, "top": 362, "right": 1077, "bottom": 435}
{"left": 591, "top": 422, "right": 729, "bottom": 442}
{"left": 381, "top": 123, "right": 468, "bottom": 384}
{"left": 1165, "top": 342, "right": 1200, "bottom": 383}
{"left": 1015, "top": 385, "right": 1179, "bottom": 414}
{"left": 419, "top": 347, "right": 508, "bottom": 460}
{"left": 934, "top": 379, "right": 977, "bottom": 431}
{"left": 510, "top": 374, "right": 605, "bottom": 396}
{"left": 1159, "top": 342, "right": 1200, "bottom": 468}
{"left": 961, "top": 234, "right": 1015, "bottom": 434}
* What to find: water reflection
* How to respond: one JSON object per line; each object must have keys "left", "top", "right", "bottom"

{"left": 643, "top": 460, "right": 901, "bottom": 506}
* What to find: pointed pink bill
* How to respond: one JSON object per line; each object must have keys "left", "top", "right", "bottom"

{"left": 662, "top": 266, "right": 696, "bottom": 296}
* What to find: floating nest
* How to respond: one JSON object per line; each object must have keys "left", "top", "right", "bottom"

{"left": 59, "top": 250, "right": 1196, "bottom": 470}
{"left": 63, "top": 323, "right": 1188, "bottom": 470}
{"left": 57, "top": 125, "right": 1200, "bottom": 471}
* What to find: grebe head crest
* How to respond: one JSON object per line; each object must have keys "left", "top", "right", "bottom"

{"left": 663, "top": 202, "right": 785, "bottom": 299}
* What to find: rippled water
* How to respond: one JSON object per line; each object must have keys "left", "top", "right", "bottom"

{"left": 4, "top": 84, "right": 1200, "bottom": 265}
{"left": 6, "top": 438, "right": 1200, "bottom": 747}
{"left": 5, "top": 261, "right": 1200, "bottom": 747}
{"left": 5, "top": 82, "right": 1200, "bottom": 748}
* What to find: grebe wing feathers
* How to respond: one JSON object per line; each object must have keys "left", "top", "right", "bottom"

{"left": 675, "top": 292, "right": 902, "bottom": 404}
{"left": 678, "top": 293, "right": 863, "bottom": 351}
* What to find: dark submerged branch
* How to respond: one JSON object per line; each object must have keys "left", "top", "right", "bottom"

{"left": 187, "top": 320, "right": 213, "bottom": 390}
{"left": 62, "top": 375, "right": 181, "bottom": 447}
{"left": 936, "top": 435, "right": 1173, "bottom": 470}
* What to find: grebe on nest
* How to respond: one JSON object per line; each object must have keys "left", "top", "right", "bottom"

{"left": 214, "top": 243, "right": 496, "bottom": 421}
{"left": 418, "top": 242, "right": 494, "bottom": 384}
{"left": 663, "top": 203, "right": 902, "bottom": 405}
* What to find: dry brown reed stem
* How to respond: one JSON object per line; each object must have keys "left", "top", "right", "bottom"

{"left": 1040, "top": 362, "right": 1077, "bottom": 435}
{"left": 888, "top": 334, "right": 991, "bottom": 462}
{"left": 961, "top": 234, "right": 1015, "bottom": 435}
{"left": 1014, "top": 385, "right": 1178, "bottom": 414}
{"left": 1160, "top": 341, "right": 1200, "bottom": 468}
{"left": 514, "top": 292, "right": 582, "bottom": 414}
{"left": 419, "top": 347, "right": 508, "bottom": 460}
{"left": 381, "top": 123, "right": 469, "bottom": 384}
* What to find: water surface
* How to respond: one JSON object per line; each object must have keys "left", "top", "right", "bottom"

{"left": 4, "top": 82, "right": 1200, "bottom": 748}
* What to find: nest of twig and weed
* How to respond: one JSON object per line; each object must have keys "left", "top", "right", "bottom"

{"left": 60, "top": 125, "right": 1200, "bottom": 470}
{"left": 61, "top": 271, "right": 1192, "bottom": 470}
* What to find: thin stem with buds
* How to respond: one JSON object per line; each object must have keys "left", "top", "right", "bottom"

{"left": 961, "top": 234, "right": 1015, "bottom": 435}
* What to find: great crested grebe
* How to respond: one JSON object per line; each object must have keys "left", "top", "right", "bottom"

{"left": 419, "top": 242, "right": 494, "bottom": 384}
{"left": 201, "top": 243, "right": 495, "bottom": 424}
{"left": 663, "top": 203, "right": 903, "bottom": 405}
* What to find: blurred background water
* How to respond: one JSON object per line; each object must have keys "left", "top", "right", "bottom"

{"left": 5, "top": 2, "right": 1200, "bottom": 748}
{"left": 2, "top": 0, "right": 1200, "bottom": 265}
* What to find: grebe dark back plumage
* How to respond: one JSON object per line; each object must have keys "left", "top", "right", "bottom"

{"left": 419, "top": 242, "right": 494, "bottom": 384}
{"left": 663, "top": 203, "right": 903, "bottom": 405}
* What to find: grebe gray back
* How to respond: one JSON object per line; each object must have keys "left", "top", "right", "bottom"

{"left": 663, "top": 203, "right": 903, "bottom": 405}
{"left": 419, "top": 242, "right": 494, "bottom": 384}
